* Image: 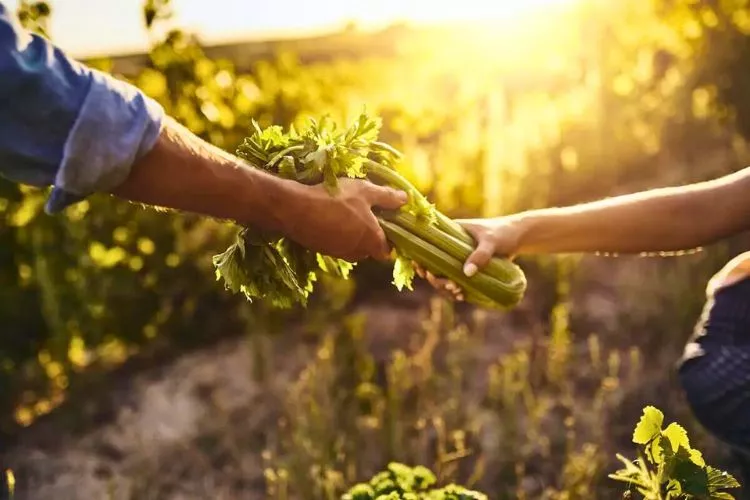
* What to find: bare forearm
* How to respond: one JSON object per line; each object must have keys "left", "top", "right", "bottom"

{"left": 110, "top": 118, "right": 298, "bottom": 232}
{"left": 514, "top": 167, "right": 750, "bottom": 255}
{"left": 106, "top": 117, "right": 406, "bottom": 261}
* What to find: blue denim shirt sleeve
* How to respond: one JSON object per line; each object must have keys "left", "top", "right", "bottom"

{"left": 0, "top": 3, "right": 164, "bottom": 214}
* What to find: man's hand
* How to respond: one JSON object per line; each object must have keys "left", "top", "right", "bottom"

{"left": 282, "top": 178, "right": 407, "bottom": 261}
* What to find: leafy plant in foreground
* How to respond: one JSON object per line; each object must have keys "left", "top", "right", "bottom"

{"left": 610, "top": 406, "right": 741, "bottom": 499}
{"left": 212, "top": 112, "right": 527, "bottom": 310}
{"left": 342, "top": 462, "right": 487, "bottom": 500}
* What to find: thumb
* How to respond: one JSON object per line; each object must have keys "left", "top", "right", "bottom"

{"left": 463, "top": 239, "right": 495, "bottom": 277}
{"left": 456, "top": 220, "right": 483, "bottom": 240}
{"left": 366, "top": 183, "right": 408, "bottom": 210}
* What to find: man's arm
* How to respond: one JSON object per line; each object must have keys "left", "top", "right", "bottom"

{"left": 111, "top": 118, "right": 407, "bottom": 260}
{"left": 0, "top": 4, "right": 404, "bottom": 261}
{"left": 111, "top": 117, "right": 297, "bottom": 232}
{"left": 0, "top": 2, "right": 165, "bottom": 212}
{"left": 452, "top": 167, "right": 750, "bottom": 276}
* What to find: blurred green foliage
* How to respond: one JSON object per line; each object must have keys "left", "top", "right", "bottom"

{"left": 610, "top": 406, "right": 740, "bottom": 498}
{"left": 3, "top": 0, "right": 750, "bottom": 496}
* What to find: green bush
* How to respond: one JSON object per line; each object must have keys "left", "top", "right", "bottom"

{"left": 611, "top": 406, "right": 740, "bottom": 499}
{"left": 339, "top": 406, "right": 741, "bottom": 500}
{"left": 343, "top": 463, "right": 487, "bottom": 500}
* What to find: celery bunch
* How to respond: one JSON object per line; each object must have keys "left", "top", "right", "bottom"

{"left": 212, "top": 112, "right": 527, "bottom": 309}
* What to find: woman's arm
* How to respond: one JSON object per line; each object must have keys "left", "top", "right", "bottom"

{"left": 456, "top": 166, "right": 750, "bottom": 275}
{"left": 514, "top": 166, "right": 750, "bottom": 255}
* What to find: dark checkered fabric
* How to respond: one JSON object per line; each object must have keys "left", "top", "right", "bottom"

{"left": 679, "top": 277, "right": 750, "bottom": 496}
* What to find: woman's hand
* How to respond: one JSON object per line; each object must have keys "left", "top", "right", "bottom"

{"left": 413, "top": 261, "right": 465, "bottom": 301}
{"left": 414, "top": 215, "right": 527, "bottom": 299}
{"left": 456, "top": 217, "right": 525, "bottom": 276}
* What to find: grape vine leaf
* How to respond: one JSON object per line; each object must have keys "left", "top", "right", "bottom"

{"left": 672, "top": 446, "right": 710, "bottom": 497}
{"left": 633, "top": 405, "right": 664, "bottom": 445}
{"left": 706, "top": 465, "right": 740, "bottom": 498}
{"left": 663, "top": 422, "right": 706, "bottom": 467}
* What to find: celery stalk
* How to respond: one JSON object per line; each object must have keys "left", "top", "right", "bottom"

{"left": 379, "top": 220, "right": 524, "bottom": 309}
{"left": 368, "top": 160, "right": 526, "bottom": 307}
{"left": 366, "top": 160, "right": 478, "bottom": 243}
{"left": 380, "top": 211, "right": 526, "bottom": 295}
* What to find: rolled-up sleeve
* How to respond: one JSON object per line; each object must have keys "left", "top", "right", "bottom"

{"left": 0, "top": 3, "right": 164, "bottom": 214}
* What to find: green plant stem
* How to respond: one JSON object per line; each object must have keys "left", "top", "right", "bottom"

{"left": 379, "top": 219, "right": 524, "bottom": 309}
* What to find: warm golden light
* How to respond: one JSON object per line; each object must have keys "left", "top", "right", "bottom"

{"left": 359, "top": 0, "right": 579, "bottom": 24}
{"left": 5, "top": 0, "right": 581, "bottom": 57}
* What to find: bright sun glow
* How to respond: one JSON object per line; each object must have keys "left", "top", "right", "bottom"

{"left": 4, "top": 0, "right": 580, "bottom": 57}
{"left": 366, "top": 0, "right": 578, "bottom": 23}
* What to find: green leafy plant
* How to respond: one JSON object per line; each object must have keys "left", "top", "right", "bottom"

{"left": 610, "top": 406, "right": 741, "bottom": 499}
{"left": 342, "top": 462, "right": 487, "bottom": 500}
{"left": 213, "top": 112, "right": 527, "bottom": 309}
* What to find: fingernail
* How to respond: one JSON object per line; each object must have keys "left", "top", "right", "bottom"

{"left": 396, "top": 190, "right": 408, "bottom": 203}
{"left": 464, "top": 263, "right": 478, "bottom": 277}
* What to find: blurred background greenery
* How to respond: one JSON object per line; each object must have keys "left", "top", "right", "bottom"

{"left": 3, "top": 0, "right": 750, "bottom": 498}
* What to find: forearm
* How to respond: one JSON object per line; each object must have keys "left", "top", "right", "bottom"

{"left": 109, "top": 117, "right": 406, "bottom": 261}
{"left": 514, "top": 167, "right": 750, "bottom": 255}
{"left": 110, "top": 118, "right": 300, "bottom": 232}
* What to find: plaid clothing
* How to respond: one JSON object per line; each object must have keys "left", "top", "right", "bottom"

{"left": 679, "top": 277, "right": 750, "bottom": 496}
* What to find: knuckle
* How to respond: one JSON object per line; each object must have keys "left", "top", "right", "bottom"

{"left": 364, "top": 237, "right": 384, "bottom": 259}
{"left": 377, "top": 232, "right": 389, "bottom": 249}
{"left": 473, "top": 250, "right": 489, "bottom": 262}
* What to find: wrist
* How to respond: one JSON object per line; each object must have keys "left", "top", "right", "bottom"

{"left": 506, "top": 211, "right": 541, "bottom": 255}
{"left": 235, "top": 168, "right": 304, "bottom": 233}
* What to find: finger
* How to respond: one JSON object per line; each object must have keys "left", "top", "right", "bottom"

{"left": 414, "top": 264, "right": 426, "bottom": 279}
{"left": 443, "top": 281, "right": 463, "bottom": 299}
{"left": 427, "top": 275, "right": 452, "bottom": 291}
{"left": 365, "top": 183, "right": 408, "bottom": 210}
{"left": 457, "top": 218, "right": 517, "bottom": 260}
{"left": 425, "top": 273, "right": 444, "bottom": 289}
{"left": 368, "top": 221, "right": 392, "bottom": 261}
{"left": 464, "top": 239, "right": 495, "bottom": 277}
